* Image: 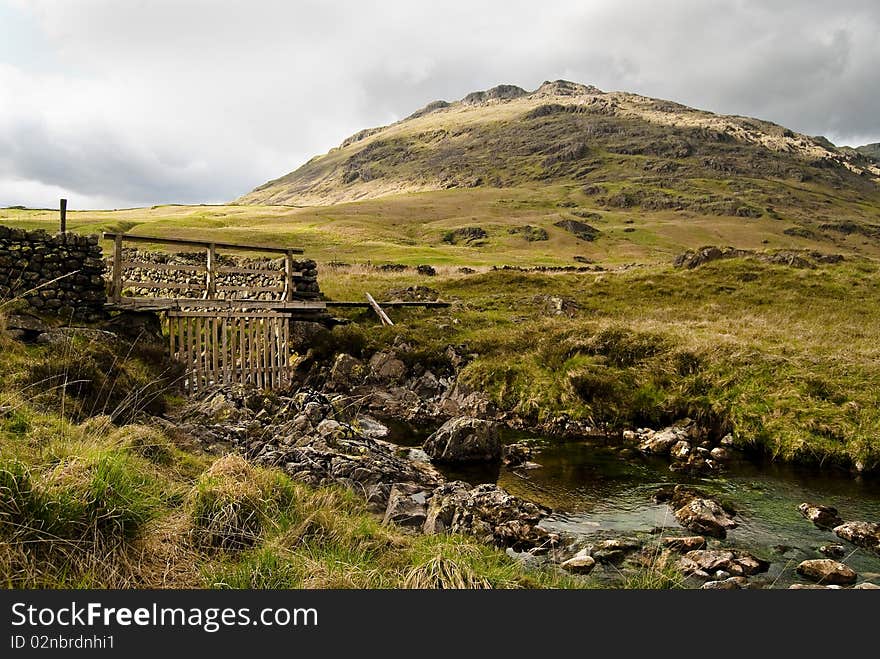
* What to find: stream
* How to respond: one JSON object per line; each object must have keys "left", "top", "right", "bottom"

{"left": 387, "top": 425, "right": 880, "bottom": 588}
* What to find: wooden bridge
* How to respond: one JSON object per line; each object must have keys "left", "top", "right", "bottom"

{"left": 103, "top": 232, "right": 448, "bottom": 393}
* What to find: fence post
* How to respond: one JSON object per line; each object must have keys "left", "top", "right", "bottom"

{"left": 284, "top": 250, "right": 294, "bottom": 302}
{"left": 112, "top": 234, "right": 123, "bottom": 302}
{"left": 206, "top": 243, "right": 217, "bottom": 299}
{"left": 59, "top": 198, "right": 67, "bottom": 234}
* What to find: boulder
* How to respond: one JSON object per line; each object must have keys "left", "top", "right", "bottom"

{"left": 678, "top": 549, "right": 769, "bottom": 579}
{"left": 853, "top": 582, "right": 880, "bottom": 590}
{"left": 502, "top": 442, "right": 533, "bottom": 467}
{"left": 796, "top": 559, "right": 857, "bottom": 585}
{"left": 833, "top": 521, "right": 880, "bottom": 553}
{"left": 423, "top": 417, "right": 501, "bottom": 463}
{"left": 382, "top": 484, "right": 429, "bottom": 528}
{"left": 701, "top": 576, "right": 750, "bottom": 590}
{"left": 798, "top": 503, "right": 844, "bottom": 530}
{"left": 423, "top": 481, "right": 552, "bottom": 549}
{"left": 586, "top": 537, "right": 642, "bottom": 564}
{"left": 328, "top": 353, "right": 364, "bottom": 390}
{"left": 665, "top": 486, "right": 737, "bottom": 539}
{"left": 661, "top": 536, "right": 708, "bottom": 552}
{"left": 368, "top": 351, "right": 408, "bottom": 384}
{"left": 560, "top": 550, "right": 596, "bottom": 575}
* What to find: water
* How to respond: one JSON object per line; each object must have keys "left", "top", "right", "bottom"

{"left": 388, "top": 426, "right": 880, "bottom": 587}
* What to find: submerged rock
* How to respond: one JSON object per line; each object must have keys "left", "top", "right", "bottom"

{"left": 584, "top": 537, "right": 642, "bottom": 564}
{"left": 833, "top": 521, "right": 880, "bottom": 553}
{"left": 796, "top": 559, "right": 857, "bottom": 585}
{"left": 798, "top": 503, "right": 844, "bottom": 530}
{"left": 423, "top": 417, "right": 501, "bottom": 463}
{"left": 661, "top": 536, "right": 708, "bottom": 552}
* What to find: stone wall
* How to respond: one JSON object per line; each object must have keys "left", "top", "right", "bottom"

{"left": 119, "top": 248, "right": 320, "bottom": 300}
{"left": 0, "top": 227, "right": 107, "bottom": 322}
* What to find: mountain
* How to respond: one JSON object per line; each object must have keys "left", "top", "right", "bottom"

{"left": 855, "top": 142, "right": 880, "bottom": 163}
{"left": 238, "top": 80, "right": 880, "bottom": 208}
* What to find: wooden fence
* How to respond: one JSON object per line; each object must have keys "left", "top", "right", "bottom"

{"left": 168, "top": 310, "right": 291, "bottom": 393}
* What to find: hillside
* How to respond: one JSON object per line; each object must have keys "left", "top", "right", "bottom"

{"left": 239, "top": 79, "right": 880, "bottom": 210}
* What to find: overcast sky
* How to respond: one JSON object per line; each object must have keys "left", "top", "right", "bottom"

{"left": 1, "top": 0, "right": 878, "bottom": 209}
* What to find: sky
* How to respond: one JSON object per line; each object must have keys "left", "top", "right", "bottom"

{"left": 0, "top": 0, "right": 878, "bottom": 209}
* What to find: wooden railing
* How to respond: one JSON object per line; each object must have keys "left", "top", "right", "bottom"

{"left": 103, "top": 233, "right": 306, "bottom": 305}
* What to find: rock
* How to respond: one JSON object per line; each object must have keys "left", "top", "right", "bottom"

{"left": 833, "top": 521, "right": 880, "bottom": 553}
{"left": 788, "top": 584, "right": 840, "bottom": 590}
{"left": 796, "top": 559, "right": 857, "bottom": 585}
{"left": 667, "top": 486, "right": 737, "bottom": 538}
{"left": 853, "top": 582, "right": 880, "bottom": 589}
{"left": 355, "top": 416, "right": 389, "bottom": 439}
{"left": 382, "top": 484, "right": 429, "bottom": 528}
{"left": 423, "top": 417, "right": 501, "bottom": 463}
{"left": 798, "top": 503, "right": 844, "bottom": 530}
{"left": 411, "top": 370, "right": 442, "bottom": 398}
{"left": 502, "top": 442, "right": 533, "bottom": 467}
{"left": 661, "top": 536, "right": 708, "bottom": 552}
{"left": 701, "top": 576, "right": 750, "bottom": 590}
{"left": 637, "top": 427, "right": 684, "bottom": 455}
{"left": 709, "top": 446, "right": 731, "bottom": 461}
{"left": 423, "top": 481, "right": 551, "bottom": 549}
{"left": 368, "top": 351, "right": 408, "bottom": 384}
{"left": 679, "top": 549, "right": 770, "bottom": 578}
{"left": 560, "top": 550, "right": 596, "bottom": 575}
{"left": 819, "top": 544, "right": 847, "bottom": 559}
{"left": 671, "top": 440, "right": 691, "bottom": 460}
{"left": 328, "top": 353, "right": 364, "bottom": 390}
{"left": 587, "top": 537, "right": 642, "bottom": 564}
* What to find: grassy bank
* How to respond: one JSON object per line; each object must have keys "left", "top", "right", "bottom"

{"left": 0, "top": 325, "right": 583, "bottom": 589}
{"left": 319, "top": 255, "right": 880, "bottom": 472}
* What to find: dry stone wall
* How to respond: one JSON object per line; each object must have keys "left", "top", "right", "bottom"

{"left": 0, "top": 227, "right": 106, "bottom": 322}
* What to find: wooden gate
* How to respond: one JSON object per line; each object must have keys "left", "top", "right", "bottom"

{"left": 167, "top": 310, "right": 291, "bottom": 393}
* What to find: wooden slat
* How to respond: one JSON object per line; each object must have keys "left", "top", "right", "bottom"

{"left": 122, "top": 280, "right": 203, "bottom": 291}
{"left": 366, "top": 292, "right": 394, "bottom": 326}
{"left": 168, "top": 315, "right": 176, "bottom": 361}
{"left": 216, "top": 266, "right": 297, "bottom": 276}
{"left": 108, "top": 297, "right": 327, "bottom": 310}
{"left": 121, "top": 261, "right": 205, "bottom": 273}
{"left": 283, "top": 317, "right": 289, "bottom": 386}
{"left": 221, "top": 317, "right": 228, "bottom": 385}
{"left": 186, "top": 317, "right": 195, "bottom": 393}
{"left": 216, "top": 285, "right": 286, "bottom": 293}
{"left": 206, "top": 243, "right": 217, "bottom": 300}
{"left": 102, "top": 232, "right": 304, "bottom": 254}
{"left": 324, "top": 300, "right": 450, "bottom": 308}
{"left": 211, "top": 317, "right": 219, "bottom": 385}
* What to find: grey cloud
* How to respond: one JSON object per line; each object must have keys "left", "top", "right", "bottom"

{"left": 1, "top": 0, "right": 878, "bottom": 208}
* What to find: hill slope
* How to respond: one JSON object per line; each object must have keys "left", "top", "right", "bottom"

{"left": 239, "top": 79, "right": 880, "bottom": 209}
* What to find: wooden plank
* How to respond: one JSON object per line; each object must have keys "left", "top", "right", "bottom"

{"left": 366, "top": 292, "right": 394, "bottom": 326}
{"left": 211, "top": 317, "right": 219, "bottom": 385}
{"left": 323, "top": 300, "right": 450, "bottom": 308}
{"left": 221, "top": 317, "right": 228, "bottom": 385}
{"left": 122, "top": 280, "right": 203, "bottom": 291}
{"left": 265, "top": 317, "right": 273, "bottom": 389}
{"left": 168, "top": 315, "right": 176, "bottom": 361}
{"left": 216, "top": 285, "right": 286, "bottom": 293}
{"left": 108, "top": 297, "right": 327, "bottom": 311}
{"left": 186, "top": 317, "right": 195, "bottom": 393}
{"left": 121, "top": 261, "right": 205, "bottom": 273}
{"left": 216, "top": 266, "right": 297, "bottom": 276}
{"left": 102, "top": 232, "right": 304, "bottom": 254}
{"left": 112, "top": 234, "right": 123, "bottom": 303}
{"left": 284, "top": 251, "right": 294, "bottom": 302}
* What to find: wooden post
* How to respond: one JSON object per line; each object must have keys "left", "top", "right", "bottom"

{"left": 59, "top": 198, "right": 67, "bottom": 234}
{"left": 112, "top": 234, "right": 123, "bottom": 302}
{"left": 284, "top": 251, "right": 294, "bottom": 301}
{"left": 206, "top": 243, "right": 217, "bottom": 299}
{"left": 366, "top": 293, "right": 394, "bottom": 326}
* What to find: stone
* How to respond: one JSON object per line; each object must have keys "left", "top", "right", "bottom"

{"left": 668, "top": 486, "right": 737, "bottom": 538}
{"left": 368, "top": 351, "right": 408, "bottom": 384}
{"left": 709, "top": 446, "right": 731, "bottom": 461}
{"left": 671, "top": 440, "right": 691, "bottom": 460}
{"left": 661, "top": 535, "right": 708, "bottom": 552}
{"left": 701, "top": 576, "right": 750, "bottom": 590}
{"left": 798, "top": 503, "right": 844, "bottom": 530}
{"left": 423, "top": 417, "right": 501, "bottom": 463}
{"left": 382, "top": 484, "right": 429, "bottom": 528}
{"left": 796, "top": 559, "right": 857, "bottom": 585}
{"left": 423, "top": 481, "right": 551, "bottom": 549}
{"left": 853, "top": 582, "right": 880, "bottom": 589}
{"left": 411, "top": 370, "right": 442, "bottom": 398}
{"left": 502, "top": 442, "right": 533, "bottom": 467}
{"left": 819, "top": 544, "right": 847, "bottom": 559}
{"left": 560, "top": 550, "right": 596, "bottom": 575}
{"left": 679, "top": 549, "right": 770, "bottom": 578}
{"left": 328, "top": 353, "right": 364, "bottom": 390}
{"left": 833, "top": 521, "right": 880, "bottom": 553}
{"left": 587, "top": 537, "right": 642, "bottom": 564}
{"left": 355, "top": 416, "right": 389, "bottom": 439}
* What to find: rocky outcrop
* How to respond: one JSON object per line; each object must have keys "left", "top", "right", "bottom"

{"left": 798, "top": 503, "right": 844, "bottom": 530}
{"left": 423, "top": 481, "right": 553, "bottom": 550}
{"left": 832, "top": 521, "right": 880, "bottom": 554}
{"left": 678, "top": 549, "right": 770, "bottom": 579}
{"left": 796, "top": 559, "right": 857, "bottom": 585}
{"left": 423, "top": 417, "right": 501, "bottom": 463}
{"left": 673, "top": 245, "right": 844, "bottom": 270}
{"left": 625, "top": 419, "right": 730, "bottom": 473}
